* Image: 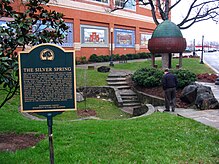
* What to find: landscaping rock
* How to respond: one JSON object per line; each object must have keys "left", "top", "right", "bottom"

{"left": 180, "top": 85, "right": 197, "bottom": 103}
{"left": 195, "top": 93, "right": 219, "bottom": 110}
{"left": 76, "top": 92, "right": 84, "bottom": 102}
{"left": 180, "top": 83, "right": 219, "bottom": 110}
{"left": 97, "top": 66, "right": 110, "bottom": 73}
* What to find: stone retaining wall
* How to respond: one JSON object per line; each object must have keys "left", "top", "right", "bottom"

{"left": 77, "top": 86, "right": 123, "bottom": 107}
{"left": 133, "top": 88, "right": 165, "bottom": 106}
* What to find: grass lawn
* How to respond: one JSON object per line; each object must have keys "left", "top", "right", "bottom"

{"left": 54, "top": 98, "right": 131, "bottom": 120}
{"left": 76, "top": 58, "right": 215, "bottom": 88}
{"left": 0, "top": 95, "right": 219, "bottom": 163}
{"left": 1, "top": 82, "right": 219, "bottom": 163}
{"left": 76, "top": 69, "right": 108, "bottom": 87}
{"left": 113, "top": 58, "right": 215, "bottom": 74}
{"left": 0, "top": 58, "right": 218, "bottom": 163}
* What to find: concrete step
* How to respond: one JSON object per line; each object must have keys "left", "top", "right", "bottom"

{"left": 122, "top": 102, "right": 141, "bottom": 107}
{"left": 122, "top": 99, "right": 139, "bottom": 103}
{"left": 121, "top": 95, "right": 138, "bottom": 100}
{"left": 108, "top": 81, "right": 128, "bottom": 86}
{"left": 116, "top": 86, "right": 131, "bottom": 90}
{"left": 108, "top": 74, "right": 127, "bottom": 78}
{"left": 107, "top": 77, "right": 127, "bottom": 82}
{"left": 121, "top": 106, "right": 141, "bottom": 115}
{"left": 121, "top": 107, "right": 133, "bottom": 115}
{"left": 119, "top": 89, "right": 136, "bottom": 96}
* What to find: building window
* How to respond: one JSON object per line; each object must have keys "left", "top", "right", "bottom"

{"left": 115, "top": 0, "right": 135, "bottom": 10}
{"left": 93, "top": 0, "right": 108, "bottom": 3}
{"left": 80, "top": 25, "right": 108, "bottom": 47}
{"left": 32, "top": 21, "right": 73, "bottom": 47}
{"left": 58, "top": 22, "right": 73, "bottom": 47}
{"left": 114, "top": 28, "right": 135, "bottom": 48}
{"left": 140, "top": 33, "right": 152, "bottom": 48}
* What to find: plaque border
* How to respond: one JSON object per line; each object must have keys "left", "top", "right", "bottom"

{"left": 18, "top": 43, "right": 77, "bottom": 113}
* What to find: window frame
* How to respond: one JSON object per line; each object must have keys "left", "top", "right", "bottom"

{"left": 32, "top": 21, "right": 73, "bottom": 47}
{"left": 114, "top": 28, "right": 135, "bottom": 48}
{"left": 140, "top": 32, "right": 152, "bottom": 48}
{"left": 80, "top": 24, "right": 109, "bottom": 47}
{"left": 114, "top": 0, "right": 136, "bottom": 11}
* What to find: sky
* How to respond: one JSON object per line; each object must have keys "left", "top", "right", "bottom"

{"left": 171, "top": 0, "right": 219, "bottom": 45}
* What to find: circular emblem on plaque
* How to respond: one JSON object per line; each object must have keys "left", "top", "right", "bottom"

{"left": 40, "top": 49, "right": 54, "bottom": 61}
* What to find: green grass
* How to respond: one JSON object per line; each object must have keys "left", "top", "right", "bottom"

{"left": 54, "top": 98, "right": 131, "bottom": 120}
{"left": 114, "top": 58, "right": 215, "bottom": 74}
{"left": 0, "top": 58, "right": 219, "bottom": 163}
{"left": 0, "top": 95, "right": 219, "bottom": 163}
{"left": 76, "top": 68, "right": 108, "bottom": 87}
{"left": 75, "top": 58, "right": 214, "bottom": 89}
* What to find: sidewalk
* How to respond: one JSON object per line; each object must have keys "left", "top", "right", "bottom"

{"left": 157, "top": 107, "right": 219, "bottom": 130}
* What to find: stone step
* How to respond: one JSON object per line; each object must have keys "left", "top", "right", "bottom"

{"left": 121, "top": 107, "right": 133, "bottom": 115}
{"left": 121, "top": 106, "right": 141, "bottom": 115}
{"left": 119, "top": 89, "right": 136, "bottom": 96}
{"left": 108, "top": 74, "right": 127, "bottom": 78}
{"left": 116, "top": 86, "right": 131, "bottom": 90}
{"left": 108, "top": 81, "right": 128, "bottom": 86}
{"left": 122, "top": 102, "right": 141, "bottom": 107}
{"left": 121, "top": 95, "right": 138, "bottom": 100}
{"left": 107, "top": 77, "right": 127, "bottom": 82}
{"left": 122, "top": 99, "right": 139, "bottom": 103}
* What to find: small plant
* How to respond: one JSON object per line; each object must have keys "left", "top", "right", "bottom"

{"left": 171, "top": 69, "right": 196, "bottom": 88}
{"left": 132, "top": 68, "right": 163, "bottom": 87}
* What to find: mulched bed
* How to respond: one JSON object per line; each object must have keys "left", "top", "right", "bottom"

{"left": 77, "top": 109, "right": 96, "bottom": 117}
{"left": 0, "top": 133, "right": 45, "bottom": 152}
{"left": 134, "top": 85, "right": 190, "bottom": 108}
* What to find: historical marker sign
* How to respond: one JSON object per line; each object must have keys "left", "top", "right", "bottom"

{"left": 19, "top": 44, "right": 76, "bottom": 113}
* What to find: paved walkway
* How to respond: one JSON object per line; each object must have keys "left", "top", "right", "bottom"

{"left": 77, "top": 61, "right": 219, "bottom": 130}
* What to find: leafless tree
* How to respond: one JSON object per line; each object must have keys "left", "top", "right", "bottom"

{"left": 111, "top": 0, "right": 219, "bottom": 29}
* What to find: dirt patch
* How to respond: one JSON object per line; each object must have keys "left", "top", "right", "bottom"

{"left": 0, "top": 133, "right": 45, "bottom": 152}
{"left": 77, "top": 109, "right": 97, "bottom": 117}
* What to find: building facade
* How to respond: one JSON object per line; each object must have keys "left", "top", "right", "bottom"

{"left": 0, "top": 0, "right": 157, "bottom": 60}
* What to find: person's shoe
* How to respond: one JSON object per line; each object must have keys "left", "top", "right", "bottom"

{"left": 172, "top": 108, "right": 175, "bottom": 112}
{"left": 163, "top": 109, "right": 170, "bottom": 112}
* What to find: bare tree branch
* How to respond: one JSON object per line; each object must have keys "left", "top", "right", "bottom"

{"left": 177, "top": 0, "right": 219, "bottom": 29}
{"left": 110, "top": 0, "right": 219, "bottom": 29}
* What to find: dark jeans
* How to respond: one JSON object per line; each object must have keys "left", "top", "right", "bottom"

{"left": 164, "top": 88, "right": 176, "bottom": 111}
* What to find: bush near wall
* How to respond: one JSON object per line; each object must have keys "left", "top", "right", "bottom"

{"left": 132, "top": 68, "right": 197, "bottom": 89}
{"left": 76, "top": 52, "right": 162, "bottom": 64}
{"left": 132, "top": 68, "right": 163, "bottom": 88}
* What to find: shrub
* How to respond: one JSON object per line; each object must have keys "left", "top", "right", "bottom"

{"left": 132, "top": 68, "right": 163, "bottom": 88}
{"left": 171, "top": 69, "right": 196, "bottom": 88}
{"left": 137, "top": 52, "right": 151, "bottom": 59}
{"left": 89, "top": 54, "right": 98, "bottom": 62}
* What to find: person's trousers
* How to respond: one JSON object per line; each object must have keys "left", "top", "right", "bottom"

{"left": 164, "top": 88, "right": 176, "bottom": 111}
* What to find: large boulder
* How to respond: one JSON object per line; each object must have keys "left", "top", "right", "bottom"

{"left": 180, "top": 85, "right": 197, "bottom": 103}
{"left": 97, "top": 66, "right": 110, "bottom": 73}
{"left": 195, "top": 93, "right": 219, "bottom": 110}
{"left": 180, "top": 83, "right": 219, "bottom": 110}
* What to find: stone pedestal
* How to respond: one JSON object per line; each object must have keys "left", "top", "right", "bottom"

{"left": 162, "top": 53, "right": 169, "bottom": 69}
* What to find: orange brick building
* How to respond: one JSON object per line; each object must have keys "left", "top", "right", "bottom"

{"left": 1, "top": 0, "right": 157, "bottom": 60}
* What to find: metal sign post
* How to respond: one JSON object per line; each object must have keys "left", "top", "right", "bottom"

{"left": 47, "top": 113, "right": 54, "bottom": 164}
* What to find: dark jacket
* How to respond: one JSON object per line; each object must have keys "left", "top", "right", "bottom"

{"left": 162, "top": 72, "right": 178, "bottom": 90}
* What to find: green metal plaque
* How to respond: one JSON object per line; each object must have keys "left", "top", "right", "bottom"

{"left": 19, "top": 44, "right": 76, "bottom": 113}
